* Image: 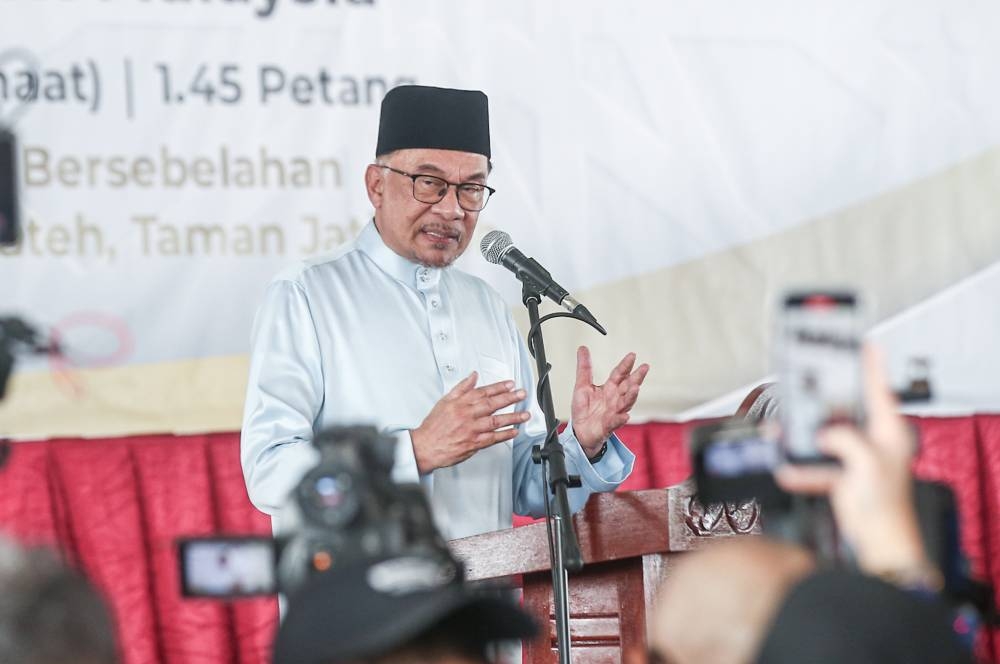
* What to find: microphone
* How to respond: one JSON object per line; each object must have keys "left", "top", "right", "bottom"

{"left": 480, "top": 230, "right": 605, "bottom": 333}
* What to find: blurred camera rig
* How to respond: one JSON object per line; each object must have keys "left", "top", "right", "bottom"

{"left": 0, "top": 316, "right": 58, "bottom": 470}
{"left": 178, "top": 425, "right": 455, "bottom": 598}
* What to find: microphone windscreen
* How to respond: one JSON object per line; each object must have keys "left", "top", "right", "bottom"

{"left": 480, "top": 230, "right": 512, "bottom": 264}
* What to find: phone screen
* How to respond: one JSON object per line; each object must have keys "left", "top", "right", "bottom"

{"left": 702, "top": 425, "right": 779, "bottom": 478}
{"left": 691, "top": 419, "right": 786, "bottom": 506}
{"left": 178, "top": 537, "right": 277, "bottom": 598}
{"left": 778, "top": 292, "right": 862, "bottom": 463}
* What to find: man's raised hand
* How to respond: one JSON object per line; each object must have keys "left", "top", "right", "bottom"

{"left": 570, "top": 346, "right": 650, "bottom": 455}
{"left": 410, "top": 372, "right": 530, "bottom": 474}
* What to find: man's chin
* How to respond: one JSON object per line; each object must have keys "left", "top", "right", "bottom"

{"left": 417, "top": 251, "right": 459, "bottom": 268}
{"left": 416, "top": 243, "right": 464, "bottom": 268}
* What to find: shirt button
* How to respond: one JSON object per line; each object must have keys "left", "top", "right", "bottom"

{"left": 430, "top": 298, "right": 440, "bottom": 309}
{"left": 438, "top": 332, "right": 448, "bottom": 342}
{"left": 419, "top": 269, "right": 429, "bottom": 283}
{"left": 444, "top": 364, "right": 455, "bottom": 373}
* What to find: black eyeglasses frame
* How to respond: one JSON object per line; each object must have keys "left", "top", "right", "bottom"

{"left": 375, "top": 164, "right": 496, "bottom": 212}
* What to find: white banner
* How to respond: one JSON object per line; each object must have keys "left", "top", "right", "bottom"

{"left": 2, "top": 1, "right": 999, "bottom": 436}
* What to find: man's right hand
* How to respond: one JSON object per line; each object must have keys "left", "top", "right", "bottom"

{"left": 410, "top": 372, "right": 530, "bottom": 474}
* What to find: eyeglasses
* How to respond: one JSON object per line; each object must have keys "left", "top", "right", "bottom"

{"left": 377, "top": 165, "right": 496, "bottom": 212}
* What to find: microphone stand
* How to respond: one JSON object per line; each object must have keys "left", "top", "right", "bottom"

{"left": 520, "top": 279, "right": 606, "bottom": 664}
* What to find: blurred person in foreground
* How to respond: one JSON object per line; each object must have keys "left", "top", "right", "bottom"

{"left": 648, "top": 346, "right": 973, "bottom": 664}
{"left": 0, "top": 536, "right": 118, "bottom": 664}
{"left": 272, "top": 553, "right": 535, "bottom": 664}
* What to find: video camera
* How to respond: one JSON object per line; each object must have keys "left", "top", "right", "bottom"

{"left": 1, "top": 316, "right": 57, "bottom": 470}
{"left": 178, "top": 425, "right": 452, "bottom": 598}
{"left": 1, "top": 316, "right": 55, "bottom": 401}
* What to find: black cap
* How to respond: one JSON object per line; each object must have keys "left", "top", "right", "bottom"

{"left": 756, "top": 570, "right": 974, "bottom": 664}
{"left": 273, "top": 554, "right": 536, "bottom": 664}
{"left": 376, "top": 85, "right": 490, "bottom": 158}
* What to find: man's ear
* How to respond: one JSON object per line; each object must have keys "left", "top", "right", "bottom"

{"left": 365, "top": 164, "right": 384, "bottom": 209}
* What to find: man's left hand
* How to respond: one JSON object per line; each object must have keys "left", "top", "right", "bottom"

{"left": 571, "top": 346, "right": 650, "bottom": 455}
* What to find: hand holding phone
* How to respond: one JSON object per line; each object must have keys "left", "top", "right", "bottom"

{"left": 774, "top": 345, "right": 928, "bottom": 580}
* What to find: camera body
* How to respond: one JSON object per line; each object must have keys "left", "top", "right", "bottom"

{"left": 277, "top": 425, "right": 446, "bottom": 593}
{"left": 179, "top": 425, "right": 450, "bottom": 598}
{"left": 690, "top": 418, "right": 788, "bottom": 509}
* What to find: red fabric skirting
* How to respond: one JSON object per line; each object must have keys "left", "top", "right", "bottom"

{"left": 1, "top": 418, "right": 998, "bottom": 663}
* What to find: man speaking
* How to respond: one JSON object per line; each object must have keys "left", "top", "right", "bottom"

{"left": 241, "top": 85, "right": 649, "bottom": 540}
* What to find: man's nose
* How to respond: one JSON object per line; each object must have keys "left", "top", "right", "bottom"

{"left": 431, "top": 184, "right": 465, "bottom": 219}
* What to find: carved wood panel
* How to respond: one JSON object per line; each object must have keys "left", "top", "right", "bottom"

{"left": 523, "top": 558, "right": 647, "bottom": 664}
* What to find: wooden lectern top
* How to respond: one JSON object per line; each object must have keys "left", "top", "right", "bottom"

{"left": 450, "top": 483, "right": 760, "bottom": 583}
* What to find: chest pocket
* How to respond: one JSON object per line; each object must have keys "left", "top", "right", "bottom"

{"left": 477, "top": 354, "right": 513, "bottom": 383}
{"left": 477, "top": 354, "right": 517, "bottom": 417}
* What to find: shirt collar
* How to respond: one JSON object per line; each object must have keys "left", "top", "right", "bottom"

{"left": 357, "top": 219, "right": 442, "bottom": 290}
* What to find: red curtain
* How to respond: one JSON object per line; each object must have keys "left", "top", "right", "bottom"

{"left": 0, "top": 434, "right": 277, "bottom": 664}
{"left": 1, "top": 418, "right": 998, "bottom": 663}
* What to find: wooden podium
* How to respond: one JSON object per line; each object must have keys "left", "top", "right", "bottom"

{"left": 449, "top": 484, "right": 759, "bottom": 664}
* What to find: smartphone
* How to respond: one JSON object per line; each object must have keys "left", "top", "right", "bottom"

{"left": 0, "top": 128, "right": 18, "bottom": 246}
{"left": 178, "top": 536, "right": 277, "bottom": 598}
{"left": 777, "top": 291, "right": 863, "bottom": 464}
{"left": 691, "top": 418, "right": 786, "bottom": 506}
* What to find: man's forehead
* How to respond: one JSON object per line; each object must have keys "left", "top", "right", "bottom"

{"left": 388, "top": 148, "right": 488, "bottom": 174}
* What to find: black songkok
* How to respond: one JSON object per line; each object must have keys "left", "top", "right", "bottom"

{"left": 376, "top": 85, "right": 490, "bottom": 159}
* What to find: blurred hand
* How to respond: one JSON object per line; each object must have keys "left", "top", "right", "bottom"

{"left": 571, "top": 346, "right": 650, "bottom": 454}
{"left": 774, "top": 345, "right": 928, "bottom": 575}
{"left": 410, "top": 372, "right": 530, "bottom": 474}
